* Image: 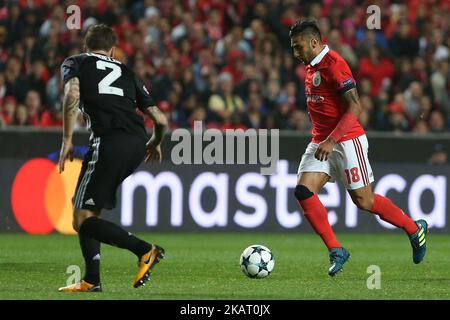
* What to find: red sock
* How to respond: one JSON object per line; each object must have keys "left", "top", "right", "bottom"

{"left": 370, "top": 194, "right": 418, "bottom": 235}
{"left": 299, "top": 194, "right": 341, "bottom": 250}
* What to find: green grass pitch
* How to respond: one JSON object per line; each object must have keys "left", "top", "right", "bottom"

{"left": 0, "top": 232, "right": 449, "bottom": 300}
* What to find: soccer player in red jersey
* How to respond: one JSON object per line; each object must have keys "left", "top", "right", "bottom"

{"left": 290, "top": 18, "right": 428, "bottom": 276}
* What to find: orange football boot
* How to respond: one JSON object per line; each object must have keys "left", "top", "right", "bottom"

{"left": 133, "top": 244, "right": 165, "bottom": 288}
{"left": 58, "top": 280, "right": 102, "bottom": 292}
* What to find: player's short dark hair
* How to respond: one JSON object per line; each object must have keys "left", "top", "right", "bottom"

{"left": 289, "top": 18, "right": 322, "bottom": 41}
{"left": 84, "top": 24, "right": 117, "bottom": 51}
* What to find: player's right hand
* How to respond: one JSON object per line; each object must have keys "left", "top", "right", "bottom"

{"left": 58, "top": 139, "right": 74, "bottom": 173}
{"left": 314, "top": 138, "right": 335, "bottom": 162}
{"left": 145, "top": 139, "right": 162, "bottom": 163}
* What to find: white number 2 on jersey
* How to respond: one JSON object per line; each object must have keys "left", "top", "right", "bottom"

{"left": 96, "top": 60, "right": 124, "bottom": 96}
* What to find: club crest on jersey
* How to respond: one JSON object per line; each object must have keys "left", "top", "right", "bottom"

{"left": 313, "top": 71, "right": 321, "bottom": 86}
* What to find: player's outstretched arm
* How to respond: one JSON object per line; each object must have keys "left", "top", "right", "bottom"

{"left": 315, "top": 88, "right": 362, "bottom": 162}
{"left": 58, "top": 77, "right": 80, "bottom": 173}
{"left": 142, "top": 105, "right": 168, "bottom": 163}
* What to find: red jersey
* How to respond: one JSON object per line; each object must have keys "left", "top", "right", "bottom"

{"left": 305, "top": 46, "right": 365, "bottom": 143}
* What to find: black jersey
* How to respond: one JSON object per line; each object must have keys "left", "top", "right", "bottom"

{"left": 60, "top": 53, "right": 155, "bottom": 141}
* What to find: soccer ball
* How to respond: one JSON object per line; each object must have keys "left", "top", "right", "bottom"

{"left": 239, "top": 244, "right": 275, "bottom": 278}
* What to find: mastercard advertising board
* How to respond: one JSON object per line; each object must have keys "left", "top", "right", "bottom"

{"left": 3, "top": 155, "right": 450, "bottom": 233}
{"left": 11, "top": 158, "right": 82, "bottom": 235}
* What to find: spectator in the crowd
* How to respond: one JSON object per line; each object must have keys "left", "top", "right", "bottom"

{"left": 395, "top": 58, "right": 415, "bottom": 92}
{"left": 24, "top": 90, "right": 44, "bottom": 126}
{"left": 279, "top": 51, "right": 300, "bottom": 86}
{"left": 389, "top": 21, "right": 419, "bottom": 58}
{"left": 411, "top": 56, "right": 428, "bottom": 86}
{"left": 418, "top": 96, "right": 433, "bottom": 122}
{"left": 4, "top": 56, "right": 26, "bottom": 101}
{"left": 0, "top": 25, "right": 7, "bottom": 67}
{"left": 380, "top": 100, "right": 409, "bottom": 132}
{"left": 428, "top": 110, "right": 446, "bottom": 133}
{"left": 428, "top": 144, "right": 448, "bottom": 165}
{"left": 358, "top": 45, "right": 394, "bottom": 97}
{"left": 430, "top": 29, "right": 450, "bottom": 62}
{"left": 189, "top": 22, "right": 210, "bottom": 53}
{"left": 40, "top": 108, "right": 62, "bottom": 127}
{"left": 192, "top": 48, "right": 216, "bottom": 97}
{"left": 205, "top": 9, "right": 224, "bottom": 41}
{"left": 1, "top": 96, "right": 17, "bottom": 125}
{"left": 263, "top": 79, "right": 281, "bottom": 112}
{"left": 189, "top": 107, "right": 207, "bottom": 129}
{"left": 175, "top": 92, "right": 198, "bottom": 128}
{"left": 0, "top": 72, "right": 6, "bottom": 103}
{"left": 208, "top": 72, "right": 244, "bottom": 124}
{"left": 46, "top": 71, "right": 62, "bottom": 111}
{"left": 404, "top": 81, "right": 423, "bottom": 121}
{"left": 26, "top": 59, "right": 49, "bottom": 104}
{"left": 283, "top": 81, "right": 299, "bottom": 111}
{"left": 288, "top": 110, "right": 310, "bottom": 132}
{"left": 359, "top": 109, "right": 371, "bottom": 131}
{"left": 360, "top": 94, "right": 375, "bottom": 129}
{"left": 12, "top": 104, "right": 28, "bottom": 126}
{"left": 412, "top": 120, "right": 429, "bottom": 135}
{"left": 270, "top": 93, "right": 291, "bottom": 130}
{"left": 358, "top": 78, "right": 373, "bottom": 97}
{"left": 355, "top": 29, "right": 388, "bottom": 57}
{"left": 215, "top": 25, "right": 251, "bottom": 62}
{"left": 221, "top": 48, "right": 246, "bottom": 83}
{"left": 242, "top": 92, "right": 265, "bottom": 129}
{"left": 430, "top": 58, "right": 450, "bottom": 116}
{"left": 328, "top": 29, "right": 358, "bottom": 70}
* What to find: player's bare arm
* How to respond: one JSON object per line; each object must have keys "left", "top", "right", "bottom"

{"left": 142, "top": 105, "right": 168, "bottom": 163}
{"left": 58, "top": 77, "right": 80, "bottom": 173}
{"left": 315, "top": 88, "right": 362, "bottom": 162}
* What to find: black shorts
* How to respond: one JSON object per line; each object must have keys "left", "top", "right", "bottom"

{"left": 73, "top": 133, "right": 146, "bottom": 211}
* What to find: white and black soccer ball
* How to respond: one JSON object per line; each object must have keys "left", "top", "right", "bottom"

{"left": 239, "top": 245, "right": 275, "bottom": 278}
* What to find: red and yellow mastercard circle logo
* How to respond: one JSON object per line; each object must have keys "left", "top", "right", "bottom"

{"left": 11, "top": 158, "right": 82, "bottom": 235}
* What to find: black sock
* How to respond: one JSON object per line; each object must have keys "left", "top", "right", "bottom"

{"left": 79, "top": 217, "right": 151, "bottom": 258}
{"left": 79, "top": 234, "right": 101, "bottom": 285}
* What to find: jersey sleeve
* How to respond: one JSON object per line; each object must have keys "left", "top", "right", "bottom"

{"left": 60, "top": 56, "right": 80, "bottom": 84}
{"left": 329, "top": 58, "right": 356, "bottom": 95}
{"left": 134, "top": 75, "right": 156, "bottom": 110}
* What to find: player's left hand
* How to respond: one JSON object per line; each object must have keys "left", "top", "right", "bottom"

{"left": 315, "top": 138, "right": 336, "bottom": 162}
{"left": 58, "top": 139, "right": 74, "bottom": 173}
{"left": 145, "top": 139, "right": 162, "bottom": 163}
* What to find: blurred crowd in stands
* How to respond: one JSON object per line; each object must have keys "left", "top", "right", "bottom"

{"left": 0, "top": 0, "right": 449, "bottom": 135}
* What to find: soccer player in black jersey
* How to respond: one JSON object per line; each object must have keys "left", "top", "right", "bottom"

{"left": 57, "top": 24, "right": 167, "bottom": 292}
